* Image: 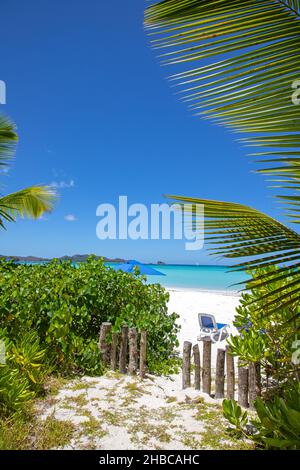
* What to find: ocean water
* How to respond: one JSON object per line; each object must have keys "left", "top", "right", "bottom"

{"left": 146, "top": 265, "right": 247, "bottom": 292}
{"left": 107, "top": 263, "right": 248, "bottom": 292}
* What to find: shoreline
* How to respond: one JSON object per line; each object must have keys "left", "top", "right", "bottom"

{"left": 165, "top": 286, "right": 242, "bottom": 297}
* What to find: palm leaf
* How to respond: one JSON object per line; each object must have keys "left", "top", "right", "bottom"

{"left": 0, "top": 113, "right": 57, "bottom": 227}
{"left": 146, "top": 1, "right": 300, "bottom": 312}
{"left": 145, "top": 0, "right": 300, "bottom": 221}
{"left": 0, "top": 186, "right": 57, "bottom": 227}
{"left": 0, "top": 115, "right": 18, "bottom": 167}
{"left": 168, "top": 194, "right": 300, "bottom": 312}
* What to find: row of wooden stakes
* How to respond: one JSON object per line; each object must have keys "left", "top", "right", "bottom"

{"left": 98, "top": 322, "right": 147, "bottom": 378}
{"left": 182, "top": 341, "right": 261, "bottom": 409}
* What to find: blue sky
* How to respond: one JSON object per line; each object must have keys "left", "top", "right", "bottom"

{"left": 0, "top": 0, "right": 282, "bottom": 264}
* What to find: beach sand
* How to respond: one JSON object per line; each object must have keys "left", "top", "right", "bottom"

{"left": 167, "top": 288, "right": 241, "bottom": 365}
{"left": 39, "top": 372, "right": 252, "bottom": 450}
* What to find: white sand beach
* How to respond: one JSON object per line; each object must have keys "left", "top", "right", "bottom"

{"left": 167, "top": 288, "right": 241, "bottom": 365}
{"left": 38, "top": 372, "right": 252, "bottom": 450}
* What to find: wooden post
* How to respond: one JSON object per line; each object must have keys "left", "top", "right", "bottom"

{"left": 193, "top": 344, "right": 201, "bottom": 390}
{"left": 99, "top": 322, "right": 112, "bottom": 367}
{"left": 225, "top": 345, "right": 235, "bottom": 400}
{"left": 128, "top": 327, "right": 138, "bottom": 375}
{"left": 139, "top": 330, "right": 147, "bottom": 379}
{"left": 266, "top": 364, "right": 270, "bottom": 392}
{"left": 182, "top": 341, "right": 192, "bottom": 389}
{"left": 202, "top": 340, "right": 212, "bottom": 395}
{"left": 119, "top": 324, "right": 128, "bottom": 374}
{"left": 238, "top": 359, "right": 249, "bottom": 408}
{"left": 110, "top": 332, "right": 118, "bottom": 371}
{"left": 248, "top": 362, "right": 261, "bottom": 409}
{"left": 215, "top": 348, "right": 225, "bottom": 399}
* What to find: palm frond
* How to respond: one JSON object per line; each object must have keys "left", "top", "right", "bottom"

{"left": 168, "top": 194, "right": 300, "bottom": 312}
{"left": 0, "top": 115, "right": 18, "bottom": 167}
{"left": 145, "top": 0, "right": 300, "bottom": 221}
{"left": 0, "top": 186, "right": 57, "bottom": 227}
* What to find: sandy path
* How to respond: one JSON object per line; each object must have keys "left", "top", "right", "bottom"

{"left": 37, "top": 372, "right": 252, "bottom": 450}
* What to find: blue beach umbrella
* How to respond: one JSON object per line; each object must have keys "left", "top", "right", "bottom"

{"left": 111, "top": 259, "right": 165, "bottom": 276}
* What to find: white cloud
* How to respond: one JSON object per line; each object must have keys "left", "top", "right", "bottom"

{"left": 64, "top": 214, "right": 77, "bottom": 222}
{"left": 49, "top": 179, "right": 75, "bottom": 189}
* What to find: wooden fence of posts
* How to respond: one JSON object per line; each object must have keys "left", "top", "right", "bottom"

{"left": 99, "top": 323, "right": 261, "bottom": 405}
{"left": 98, "top": 322, "right": 147, "bottom": 379}
{"left": 182, "top": 340, "right": 261, "bottom": 409}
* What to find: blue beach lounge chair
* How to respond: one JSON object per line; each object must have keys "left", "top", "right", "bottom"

{"left": 197, "top": 313, "right": 230, "bottom": 346}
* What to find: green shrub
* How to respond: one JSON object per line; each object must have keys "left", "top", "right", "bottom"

{"left": 0, "top": 330, "right": 49, "bottom": 414}
{"left": 223, "top": 266, "right": 300, "bottom": 449}
{"left": 223, "top": 382, "right": 300, "bottom": 450}
{"left": 228, "top": 266, "right": 300, "bottom": 391}
{"left": 9, "top": 331, "right": 50, "bottom": 390}
{"left": 222, "top": 398, "right": 248, "bottom": 436}
{"left": 0, "top": 366, "right": 33, "bottom": 415}
{"left": 0, "top": 257, "right": 179, "bottom": 376}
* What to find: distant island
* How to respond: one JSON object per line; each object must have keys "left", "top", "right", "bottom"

{"left": 0, "top": 254, "right": 126, "bottom": 263}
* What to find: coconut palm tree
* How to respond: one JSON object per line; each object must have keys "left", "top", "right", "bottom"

{"left": 145, "top": 0, "right": 300, "bottom": 312}
{"left": 0, "top": 114, "right": 56, "bottom": 228}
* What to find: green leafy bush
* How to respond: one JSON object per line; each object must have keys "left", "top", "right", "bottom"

{"left": 0, "top": 257, "right": 179, "bottom": 376}
{"left": 223, "top": 266, "right": 300, "bottom": 449}
{"left": 223, "top": 382, "right": 300, "bottom": 449}
{"left": 0, "top": 331, "right": 48, "bottom": 414}
{"left": 222, "top": 399, "right": 248, "bottom": 436}
{"left": 228, "top": 266, "right": 300, "bottom": 392}
{"left": 0, "top": 366, "right": 33, "bottom": 415}
{"left": 9, "top": 331, "right": 50, "bottom": 390}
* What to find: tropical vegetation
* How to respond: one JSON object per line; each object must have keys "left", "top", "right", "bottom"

{"left": 223, "top": 382, "right": 300, "bottom": 450}
{"left": 223, "top": 266, "right": 300, "bottom": 449}
{"left": 144, "top": 0, "right": 300, "bottom": 311}
{"left": 0, "top": 114, "right": 56, "bottom": 226}
{"left": 229, "top": 266, "right": 300, "bottom": 388}
{"left": 0, "top": 258, "right": 179, "bottom": 416}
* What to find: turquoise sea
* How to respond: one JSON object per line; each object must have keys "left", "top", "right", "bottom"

{"left": 107, "top": 263, "right": 248, "bottom": 292}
